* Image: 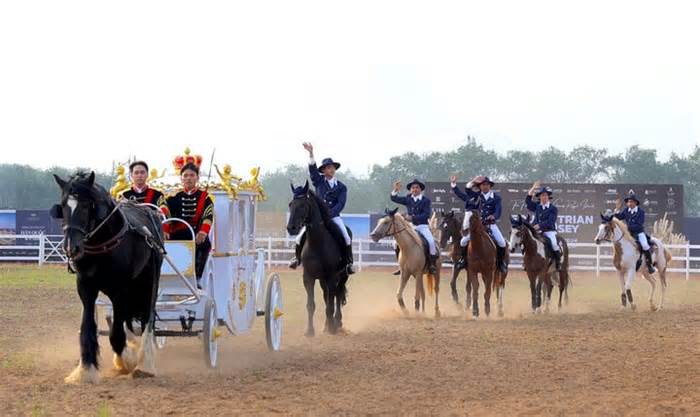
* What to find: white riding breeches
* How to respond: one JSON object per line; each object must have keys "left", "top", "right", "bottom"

{"left": 414, "top": 224, "right": 437, "bottom": 255}
{"left": 543, "top": 231, "right": 560, "bottom": 252}
{"left": 488, "top": 224, "right": 506, "bottom": 248}
{"left": 461, "top": 210, "right": 473, "bottom": 231}
{"left": 294, "top": 226, "right": 306, "bottom": 244}
{"left": 332, "top": 216, "right": 352, "bottom": 245}
{"left": 458, "top": 211, "right": 473, "bottom": 247}
{"left": 637, "top": 232, "right": 650, "bottom": 251}
{"left": 294, "top": 217, "right": 351, "bottom": 246}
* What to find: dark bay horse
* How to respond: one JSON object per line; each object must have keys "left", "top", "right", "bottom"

{"left": 286, "top": 181, "right": 349, "bottom": 336}
{"left": 466, "top": 211, "right": 509, "bottom": 318}
{"left": 51, "top": 172, "right": 164, "bottom": 383}
{"left": 509, "top": 215, "right": 570, "bottom": 313}
{"left": 437, "top": 211, "right": 472, "bottom": 306}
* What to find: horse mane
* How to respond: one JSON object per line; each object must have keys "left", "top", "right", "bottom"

{"left": 611, "top": 218, "right": 635, "bottom": 242}
{"left": 308, "top": 189, "right": 332, "bottom": 225}
{"left": 393, "top": 213, "right": 424, "bottom": 247}
{"left": 521, "top": 220, "right": 538, "bottom": 240}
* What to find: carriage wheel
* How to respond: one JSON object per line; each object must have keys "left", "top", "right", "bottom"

{"left": 265, "top": 273, "right": 283, "bottom": 351}
{"left": 202, "top": 298, "right": 219, "bottom": 368}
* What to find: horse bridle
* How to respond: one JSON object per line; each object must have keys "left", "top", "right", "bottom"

{"left": 600, "top": 221, "right": 623, "bottom": 244}
{"left": 63, "top": 199, "right": 129, "bottom": 257}
{"left": 384, "top": 215, "right": 408, "bottom": 237}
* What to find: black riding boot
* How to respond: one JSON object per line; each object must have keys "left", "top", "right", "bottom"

{"left": 553, "top": 250, "right": 562, "bottom": 271}
{"left": 496, "top": 246, "right": 508, "bottom": 273}
{"left": 428, "top": 254, "right": 439, "bottom": 275}
{"left": 455, "top": 245, "right": 468, "bottom": 270}
{"left": 392, "top": 246, "right": 401, "bottom": 276}
{"left": 643, "top": 250, "right": 656, "bottom": 274}
{"left": 289, "top": 244, "right": 302, "bottom": 269}
{"left": 345, "top": 245, "right": 356, "bottom": 275}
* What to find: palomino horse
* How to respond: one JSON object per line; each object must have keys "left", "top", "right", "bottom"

{"left": 466, "top": 210, "right": 509, "bottom": 318}
{"left": 370, "top": 208, "right": 441, "bottom": 317}
{"left": 509, "top": 215, "right": 570, "bottom": 313}
{"left": 287, "top": 182, "right": 350, "bottom": 335}
{"left": 51, "top": 172, "right": 163, "bottom": 384}
{"left": 595, "top": 212, "right": 671, "bottom": 311}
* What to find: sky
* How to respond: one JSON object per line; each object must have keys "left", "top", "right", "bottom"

{"left": 1, "top": 0, "right": 698, "bottom": 177}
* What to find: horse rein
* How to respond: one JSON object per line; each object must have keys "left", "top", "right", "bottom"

{"left": 63, "top": 200, "right": 131, "bottom": 257}
{"left": 385, "top": 216, "right": 408, "bottom": 237}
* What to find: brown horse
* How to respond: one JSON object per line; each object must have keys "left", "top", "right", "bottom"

{"left": 437, "top": 211, "right": 473, "bottom": 306}
{"left": 466, "top": 210, "right": 508, "bottom": 318}
{"left": 509, "top": 215, "right": 570, "bottom": 313}
{"left": 370, "top": 208, "right": 441, "bottom": 317}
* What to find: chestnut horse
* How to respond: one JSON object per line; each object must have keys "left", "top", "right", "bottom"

{"left": 466, "top": 210, "right": 508, "bottom": 318}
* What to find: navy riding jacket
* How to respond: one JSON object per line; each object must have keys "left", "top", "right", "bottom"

{"left": 525, "top": 195, "right": 558, "bottom": 232}
{"left": 390, "top": 193, "right": 432, "bottom": 226}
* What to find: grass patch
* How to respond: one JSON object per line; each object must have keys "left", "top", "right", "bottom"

{"left": 97, "top": 402, "right": 111, "bottom": 417}
{"left": 0, "top": 264, "right": 73, "bottom": 289}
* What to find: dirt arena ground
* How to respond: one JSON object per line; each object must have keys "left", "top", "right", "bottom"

{"left": 1, "top": 264, "right": 700, "bottom": 417}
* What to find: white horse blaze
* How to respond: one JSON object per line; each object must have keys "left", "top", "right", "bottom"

{"left": 67, "top": 196, "right": 78, "bottom": 215}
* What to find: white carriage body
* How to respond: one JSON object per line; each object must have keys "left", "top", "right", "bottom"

{"left": 97, "top": 179, "right": 282, "bottom": 368}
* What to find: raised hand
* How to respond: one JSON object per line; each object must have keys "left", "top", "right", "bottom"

{"left": 450, "top": 175, "right": 457, "bottom": 184}
{"left": 302, "top": 142, "right": 314, "bottom": 157}
{"left": 393, "top": 180, "right": 402, "bottom": 193}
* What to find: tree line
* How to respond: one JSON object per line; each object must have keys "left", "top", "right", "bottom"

{"left": 2, "top": 138, "right": 698, "bottom": 216}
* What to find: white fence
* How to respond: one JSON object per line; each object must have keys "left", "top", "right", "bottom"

{"left": 1, "top": 235, "right": 699, "bottom": 280}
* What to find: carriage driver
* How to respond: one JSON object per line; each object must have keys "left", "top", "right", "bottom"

{"left": 119, "top": 160, "right": 167, "bottom": 212}
{"left": 289, "top": 142, "right": 355, "bottom": 275}
{"left": 163, "top": 162, "right": 214, "bottom": 284}
{"left": 451, "top": 175, "right": 508, "bottom": 273}
{"left": 390, "top": 179, "right": 439, "bottom": 275}
{"left": 614, "top": 191, "right": 656, "bottom": 274}
{"left": 525, "top": 182, "right": 562, "bottom": 271}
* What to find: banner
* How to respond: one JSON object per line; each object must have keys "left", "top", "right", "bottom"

{"left": 425, "top": 182, "right": 684, "bottom": 244}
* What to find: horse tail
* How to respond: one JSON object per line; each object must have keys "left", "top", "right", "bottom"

{"left": 424, "top": 274, "right": 435, "bottom": 297}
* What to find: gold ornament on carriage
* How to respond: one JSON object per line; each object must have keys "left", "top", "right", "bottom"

{"left": 110, "top": 165, "right": 130, "bottom": 198}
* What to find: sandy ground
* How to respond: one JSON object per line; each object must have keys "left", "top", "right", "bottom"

{"left": 1, "top": 267, "right": 700, "bottom": 417}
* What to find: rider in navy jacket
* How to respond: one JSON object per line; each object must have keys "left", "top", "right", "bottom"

{"left": 451, "top": 175, "right": 508, "bottom": 273}
{"left": 390, "top": 179, "right": 438, "bottom": 274}
{"left": 389, "top": 192, "right": 431, "bottom": 226}
{"left": 525, "top": 184, "right": 562, "bottom": 270}
{"left": 289, "top": 143, "right": 354, "bottom": 274}
{"left": 614, "top": 191, "right": 655, "bottom": 273}
{"left": 308, "top": 162, "right": 347, "bottom": 218}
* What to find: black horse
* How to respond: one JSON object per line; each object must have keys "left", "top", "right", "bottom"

{"left": 287, "top": 181, "right": 349, "bottom": 336}
{"left": 51, "top": 172, "right": 164, "bottom": 383}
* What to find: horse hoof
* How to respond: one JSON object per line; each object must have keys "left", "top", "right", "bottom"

{"left": 498, "top": 310, "right": 504, "bottom": 318}
{"left": 64, "top": 363, "right": 100, "bottom": 385}
{"left": 435, "top": 310, "right": 441, "bottom": 319}
{"left": 650, "top": 304, "right": 658, "bottom": 312}
{"left": 131, "top": 369, "right": 155, "bottom": 379}
{"left": 630, "top": 304, "right": 637, "bottom": 312}
{"left": 304, "top": 330, "right": 315, "bottom": 338}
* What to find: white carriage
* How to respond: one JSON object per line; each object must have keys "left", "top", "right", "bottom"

{"left": 98, "top": 160, "right": 282, "bottom": 368}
